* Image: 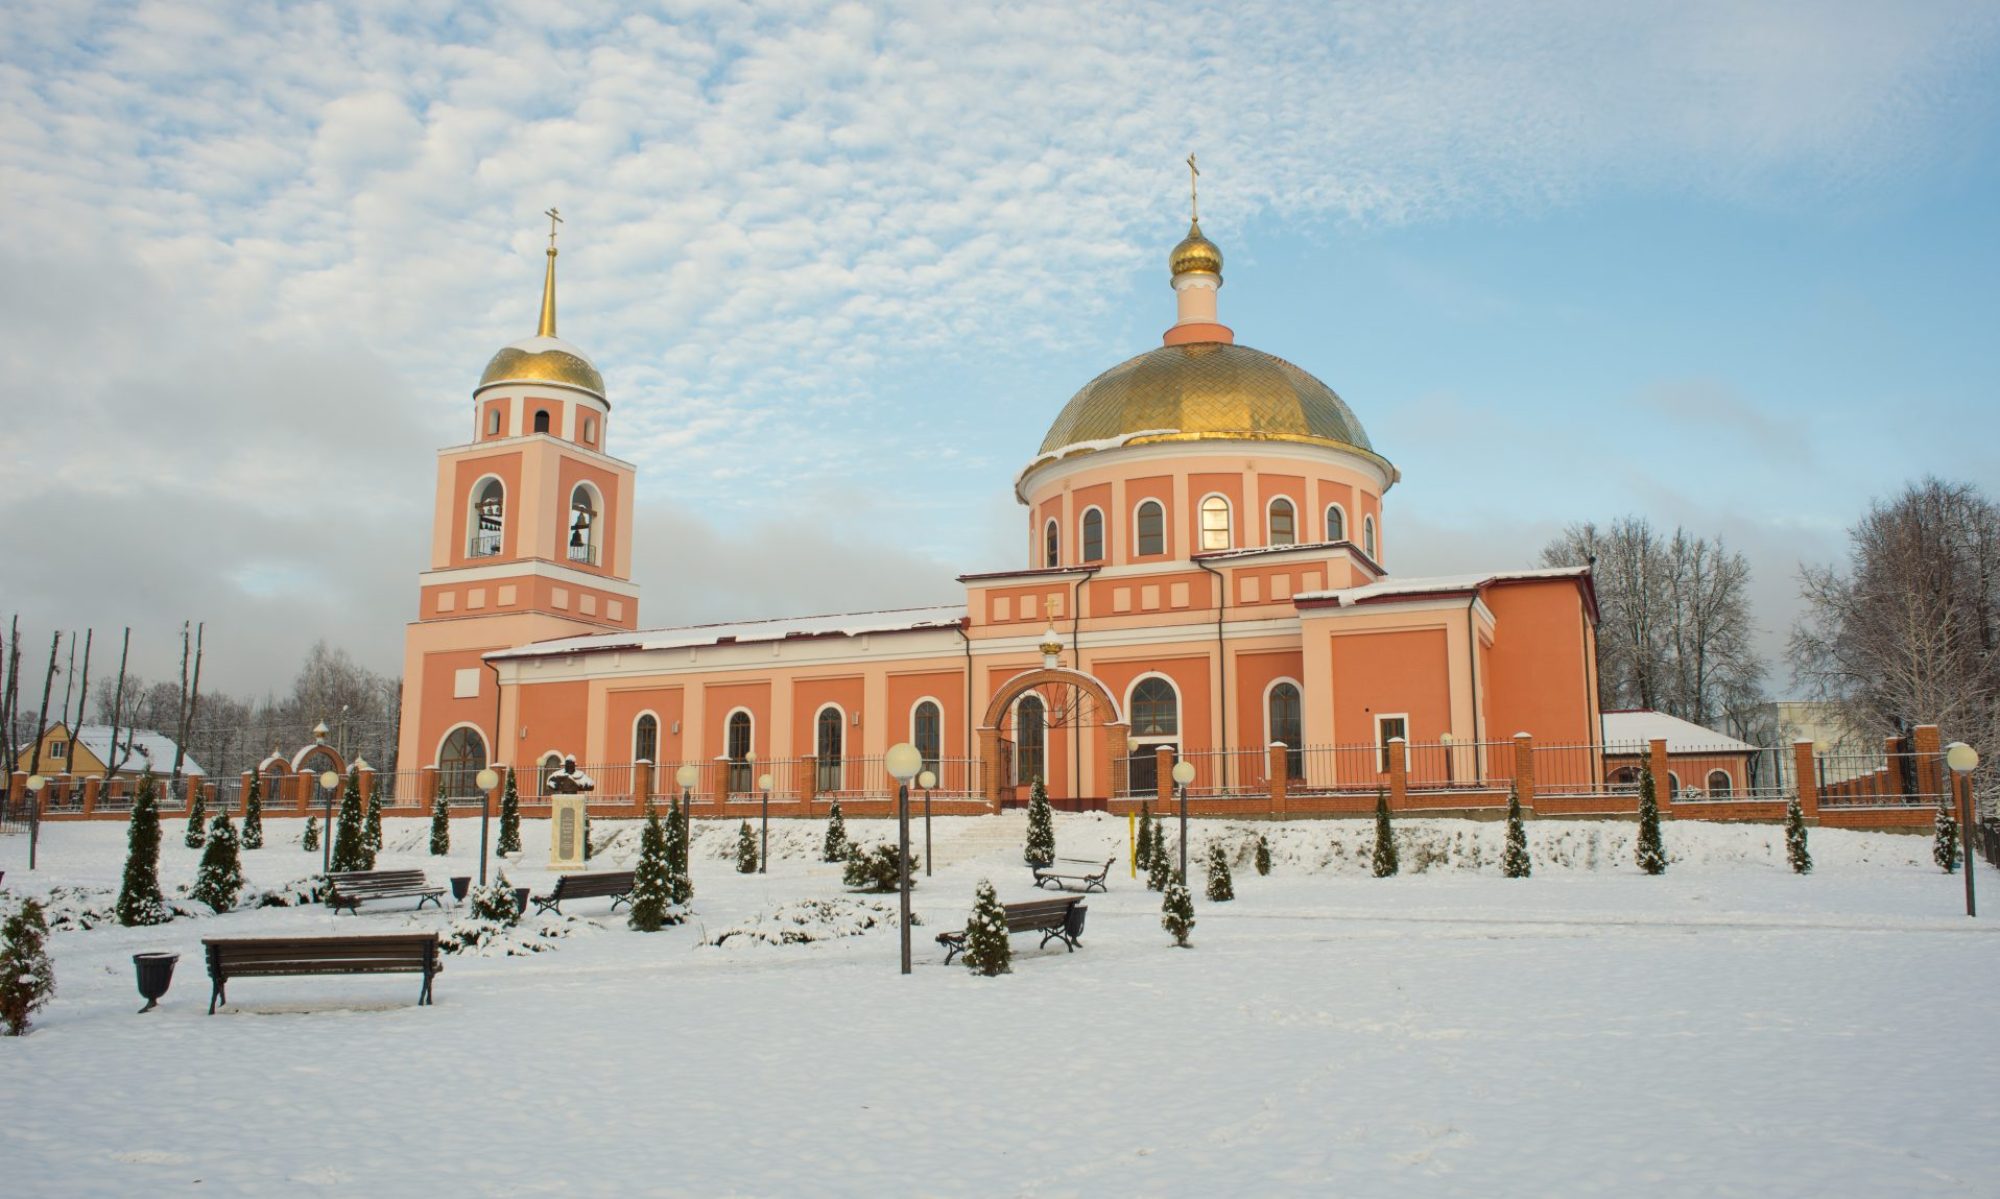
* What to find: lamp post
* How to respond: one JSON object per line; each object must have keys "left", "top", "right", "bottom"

{"left": 885, "top": 742, "right": 923, "bottom": 975}
{"left": 757, "top": 772, "right": 773, "bottom": 874}
{"left": 474, "top": 767, "right": 500, "bottom": 885}
{"left": 318, "top": 769, "right": 340, "bottom": 874}
{"left": 25, "top": 774, "right": 45, "bottom": 871}
{"left": 1946, "top": 742, "right": 1981, "bottom": 917}
{"left": 917, "top": 769, "right": 936, "bottom": 877}
{"left": 1171, "top": 759, "right": 1196, "bottom": 880}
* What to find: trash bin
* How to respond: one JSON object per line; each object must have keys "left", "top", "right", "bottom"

{"left": 134, "top": 952, "right": 180, "bottom": 1013}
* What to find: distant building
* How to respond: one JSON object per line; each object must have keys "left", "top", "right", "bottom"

{"left": 1762, "top": 700, "right": 1876, "bottom": 785}
{"left": 12, "top": 722, "right": 206, "bottom": 780}
{"left": 1602, "top": 709, "right": 1759, "bottom": 799}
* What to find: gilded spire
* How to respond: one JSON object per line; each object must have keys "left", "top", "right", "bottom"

{"left": 537, "top": 206, "right": 563, "bottom": 337}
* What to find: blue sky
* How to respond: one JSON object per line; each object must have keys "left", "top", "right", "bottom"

{"left": 2, "top": 1, "right": 1997, "bottom": 694}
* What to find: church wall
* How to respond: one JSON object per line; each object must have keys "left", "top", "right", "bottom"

{"left": 1073, "top": 481, "right": 1114, "bottom": 562}
{"left": 701, "top": 680, "right": 772, "bottom": 764}
{"left": 886, "top": 668, "right": 970, "bottom": 759}
{"left": 1125, "top": 474, "right": 1174, "bottom": 560}
{"left": 1480, "top": 578, "right": 1598, "bottom": 748}
{"left": 1234, "top": 648, "right": 1307, "bottom": 749}
{"left": 1326, "top": 625, "right": 1453, "bottom": 745}
{"left": 444, "top": 452, "right": 522, "bottom": 568}
{"left": 1089, "top": 651, "right": 1215, "bottom": 754}
{"left": 605, "top": 684, "right": 684, "bottom": 765}
{"left": 516, "top": 678, "right": 591, "bottom": 770}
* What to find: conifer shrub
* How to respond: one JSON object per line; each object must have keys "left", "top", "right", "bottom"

{"left": 497, "top": 767, "right": 522, "bottom": 856}
{"left": 117, "top": 771, "right": 170, "bottom": 927}
{"left": 183, "top": 786, "right": 207, "bottom": 849}
{"left": 0, "top": 899, "right": 55, "bottom": 1036}
{"left": 1204, "top": 842, "right": 1234, "bottom": 901}
{"left": 429, "top": 776, "right": 450, "bottom": 856}
{"left": 1162, "top": 873, "right": 1195, "bottom": 947}
{"left": 823, "top": 799, "right": 850, "bottom": 862}
{"left": 241, "top": 773, "right": 263, "bottom": 850}
{"left": 961, "top": 879, "right": 1011, "bottom": 975}
{"left": 666, "top": 799, "right": 693, "bottom": 904}
{"left": 628, "top": 804, "right": 683, "bottom": 931}
{"left": 301, "top": 815, "right": 320, "bottom": 853}
{"left": 330, "top": 770, "right": 367, "bottom": 873}
{"left": 1136, "top": 804, "right": 1156, "bottom": 877}
{"left": 1371, "top": 788, "right": 1399, "bottom": 878}
{"left": 1785, "top": 795, "right": 1813, "bottom": 875}
{"left": 1146, "top": 828, "right": 1173, "bottom": 892}
{"left": 842, "top": 843, "right": 918, "bottom": 893}
{"left": 190, "top": 812, "right": 245, "bottom": 913}
{"left": 1024, "top": 778, "right": 1055, "bottom": 867}
{"left": 468, "top": 871, "right": 520, "bottom": 927}
{"left": 1934, "top": 799, "right": 1960, "bottom": 873}
{"left": 1503, "top": 784, "right": 1532, "bottom": 879}
{"left": 363, "top": 785, "right": 384, "bottom": 863}
{"left": 1253, "top": 833, "right": 1272, "bottom": 877}
{"left": 1635, "top": 765, "right": 1666, "bottom": 876}
{"left": 736, "top": 821, "right": 759, "bottom": 873}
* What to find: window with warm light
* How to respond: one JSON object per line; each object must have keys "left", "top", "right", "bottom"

{"left": 1199, "top": 496, "right": 1231, "bottom": 551}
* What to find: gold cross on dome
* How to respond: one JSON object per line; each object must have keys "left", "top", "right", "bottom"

{"left": 545, "top": 206, "right": 563, "bottom": 249}
{"left": 1186, "top": 153, "right": 1199, "bottom": 222}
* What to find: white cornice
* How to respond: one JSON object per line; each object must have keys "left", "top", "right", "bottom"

{"left": 1017, "top": 438, "right": 1395, "bottom": 505}
{"left": 437, "top": 433, "right": 635, "bottom": 472}
{"left": 420, "top": 559, "right": 642, "bottom": 598}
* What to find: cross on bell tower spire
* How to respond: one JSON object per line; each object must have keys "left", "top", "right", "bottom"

{"left": 537, "top": 207, "right": 563, "bottom": 338}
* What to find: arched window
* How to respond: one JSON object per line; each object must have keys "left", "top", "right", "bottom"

{"left": 538, "top": 752, "right": 563, "bottom": 797}
{"left": 439, "top": 726, "right": 488, "bottom": 798}
{"left": 1136, "top": 500, "right": 1165, "bottom": 556}
{"left": 1081, "top": 508, "right": 1104, "bottom": 562}
{"left": 485, "top": 406, "right": 501, "bottom": 436}
{"left": 1705, "top": 769, "right": 1733, "bottom": 797}
{"left": 1268, "top": 682, "right": 1303, "bottom": 779}
{"left": 726, "top": 711, "right": 752, "bottom": 794}
{"left": 1127, "top": 676, "right": 1179, "bottom": 794}
{"left": 816, "top": 706, "right": 844, "bottom": 793}
{"left": 533, "top": 409, "right": 551, "bottom": 434}
{"left": 1043, "top": 519, "right": 1059, "bottom": 568}
{"left": 1015, "top": 695, "right": 1046, "bottom": 786}
{"left": 470, "top": 479, "right": 504, "bottom": 558}
{"left": 1268, "top": 497, "right": 1296, "bottom": 546}
{"left": 1199, "top": 495, "right": 1232, "bottom": 551}
{"left": 582, "top": 415, "right": 597, "bottom": 444}
{"left": 1610, "top": 766, "right": 1640, "bottom": 786}
{"left": 1363, "top": 515, "right": 1377, "bottom": 559}
{"left": 1326, "top": 504, "right": 1346, "bottom": 542}
{"left": 568, "top": 484, "right": 598, "bottom": 565}
{"left": 913, "top": 700, "right": 942, "bottom": 777}
{"left": 633, "top": 714, "right": 659, "bottom": 763}
{"left": 1667, "top": 771, "right": 1682, "bottom": 799}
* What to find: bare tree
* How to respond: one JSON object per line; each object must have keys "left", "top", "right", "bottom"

{"left": 101, "top": 628, "right": 133, "bottom": 779}
{"left": 1, "top": 614, "right": 19, "bottom": 767}
{"left": 170, "top": 621, "right": 204, "bottom": 784}
{"left": 70, "top": 630, "right": 90, "bottom": 754}
{"left": 25, "top": 633, "right": 60, "bottom": 778}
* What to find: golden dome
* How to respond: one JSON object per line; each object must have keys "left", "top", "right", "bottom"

{"left": 1169, "top": 219, "right": 1223, "bottom": 278}
{"left": 477, "top": 335, "right": 607, "bottom": 402}
{"left": 1034, "top": 341, "right": 1381, "bottom": 465}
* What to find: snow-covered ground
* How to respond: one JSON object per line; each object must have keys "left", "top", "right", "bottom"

{"left": 3, "top": 813, "right": 1996, "bottom": 1196}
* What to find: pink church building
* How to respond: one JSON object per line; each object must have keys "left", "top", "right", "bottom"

{"left": 397, "top": 210, "right": 1611, "bottom": 815}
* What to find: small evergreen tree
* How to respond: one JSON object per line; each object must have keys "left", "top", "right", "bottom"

{"left": 429, "top": 776, "right": 451, "bottom": 855}
{"left": 0, "top": 899, "right": 56, "bottom": 1036}
{"left": 301, "top": 815, "right": 320, "bottom": 853}
{"left": 1136, "top": 804, "right": 1156, "bottom": 876}
{"left": 961, "top": 879, "right": 1012, "bottom": 975}
{"left": 468, "top": 870, "right": 520, "bottom": 927}
{"left": 1934, "top": 798, "right": 1959, "bottom": 873}
{"left": 330, "top": 769, "right": 367, "bottom": 873}
{"left": 736, "top": 820, "right": 759, "bottom": 873}
{"left": 363, "top": 784, "right": 384, "bottom": 864}
{"left": 1785, "top": 795, "right": 1813, "bottom": 874}
{"left": 1146, "top": 826, "right": 1173, "bottom": 892}
{"left": 497, "top": 766, "right": 522, "bottom": 856}
{"left": 1205, "top": 842, "right": 1234, "bottom": 901}
{"left": 843, "top": 843, "right": 918, "bottom": 892}
{"left": 190, "top": 812, "right": 244, "bottom": 913}
{"left": 116, "top": 771, "right": 170, "bottom": 927}
{"left": 1503, "top": 784, "right": 1532, "bottom": 879}
{"left": 823, "top": 799, "right": 850, "bottom": 861}
{"left": 1371, "top": 788, "right": 1399, "bottom": 878}
{"left": 665, "top": 799, "right": 693, "bottom": 905}
{"left": 1162, "top": 873, "right": 1195, "bottom": 947}
{"left": 628, "top": 804, "right": 682, "bottom": 931}
{"left": 183, "top": 785, "right": 207, "bottom": 849}
{"left": 1024, "top": 778, "right": 1055, "bottom": 867}
{"left": 1253, "top": 833, "right": 1272, "bottom": 877}
{"left": 241, "top": 772, "right": 263, "bottom": 850}
{"left": 1635, "top": 764, "right": 1666, "bottom": 876}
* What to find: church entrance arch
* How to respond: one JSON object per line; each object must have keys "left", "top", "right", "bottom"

{"left": 978, "top": 667, "right": 1129, "bottom": 810}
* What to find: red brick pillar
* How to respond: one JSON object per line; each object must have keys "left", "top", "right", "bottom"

{"left": 83, "top": 775, "right": 102, "bottom": 816}
{"left": 1268, "top": 742, "right": 1288, "bottom": 816}
{"left": 1388, "top": 737, "right": 1407, "bottom": 811}
{"left": 803, "top": 752, "right": 822, "bottom": 812}
{"left": 1513, "top": 733, "right": 1536, "bottom": 810}
{"left": 1792, "top": 740, "right": 1819, "bottom": 821}
{"left": 1911, "top": 724, "right": 1944, "bottom": 803}
{"left": 1649, "top": 738, "right": 1672, "bottom": 814}
{"left": 486, "top": 770, "right": 504, "bottom": 821}
{"left": 419, "top": 766, "right": 439, "bottom": 816}
{"left": 634, "top": 760, "right": 654, "bottom": 815}
{"left": 1154, "top": 745, "right": 1174, "bottom": 809}
{"left": 358, "top": 765, "right": 375, "bottom": 811}
{"left": 239, "top": 771, "right": 253, "bottom": 817}
{"left": 7, "top": 771, "right": 23, "bottom": 806}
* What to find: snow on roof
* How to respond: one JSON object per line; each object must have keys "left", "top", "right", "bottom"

{"left": 59, "top": 723, "right": 206, "bottom": 776}
{"left": 487, "top": 604, "right": 969, "bottom": 661}
{"left": 1601, "top": 710, "right": 1758, "bottom": 755}
{"left": 1194, "top": 539, "right": 1371, "bottom": 564}
{"left": 1013, "top": 429, "right": 1179, "bottom": 497}
{"left": 1294, "top": 566, "right": 1590, "bottom": 606}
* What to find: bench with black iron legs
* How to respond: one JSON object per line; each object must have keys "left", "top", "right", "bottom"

{"left": 202, "top": 934, "right": 443, "bottom": 1014}
{"left": 531, "top": 869, "right": 636, "bottom": 916}
{"left": 936, "top": 896, "right": 1087, "bottom": 965}
{"left": 326, "top": 869, "right": 446, "bottom": 914}
{"left": 1032, "top": 855, "right": 1116, "bottom": 893}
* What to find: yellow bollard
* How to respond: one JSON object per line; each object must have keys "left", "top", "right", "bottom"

{"left": 1129, "top": 810, "right": 1137, "bottom": 877}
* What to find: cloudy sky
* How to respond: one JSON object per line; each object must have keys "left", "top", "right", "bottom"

{"left": 3, "top": 1, "right": 1998, "bottom": 699}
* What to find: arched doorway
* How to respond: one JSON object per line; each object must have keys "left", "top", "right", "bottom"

{"left": 978, "top": 667, "right": 1127, "bottom": 811}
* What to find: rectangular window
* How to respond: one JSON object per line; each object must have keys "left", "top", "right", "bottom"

{"left": 49, "top": 739, "right": 66, "bottom": 760}
{"left": 1376, "top": 715, "right": 1408, "bottom": 772}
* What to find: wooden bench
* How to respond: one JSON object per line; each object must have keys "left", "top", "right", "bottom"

{"left": 202, "top": 934, "right": 442, "bottom": 1014}
{"left": 326, "top": 869, "right": 446, "bottom": 914}
{"left": 1033, "top": 855, "right": 1116, "bottom": 893}
{"left": 936, "top": 896, "right": 1087, "bottom": 965}
{"left": 531, "top": 870, "right": 636, "bottom": 916}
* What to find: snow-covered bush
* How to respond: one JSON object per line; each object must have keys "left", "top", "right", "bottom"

{"left": 1635, "top": 766, "right": 1666, "bottom": 875}
{"left": 1371, "top": 789, "right": 1399, "bottom": 878}
{"left": 1, "top": 899, "right": 55, "bottom": 1035}
{"left": 842, "top": 843, "right": 917, "bottom": 893}
{"left": 1786, "top": 796, "right": 1813, "bottom": 874}
{"left": 117, "top": 771, "right": 171, "bottom": 927}
{"left": 241, "top": 773, "right": 264, "bottom": 850}
{"left": 707, "top": 898, "right": 903, "bottom": 947}
{"left": 1024, "top": 779, "right": 1055, "bottom": 867}
{"left": 330, "top": 770, "right": 367, "bottom": 873}
{"left": 736, "top": 821, "right": 759, "bottom": 873}
{"left": 823, "top": 800, "right": 850, "bottom": 862}
{"left": 301, "top": 816, "right": 319, "bottom": 853}
{"left": 1504, "top": 785, "right": 1532, "bottom": 879}
{"left": 1205, "top": 842, "right": 1234, "bottom": 901}
{"left": 429, "top": 778, "right": 450, "bottom": 856}
{"left": 190, "top": 812, "right": 244, "bottom": 913}
{"left": 961, "top": 880, "right": 1011, "bottom": 975}
{"left": 629, "top": 805, "right": 684, "bottom": 931}
{"left": 498, "top": 767, "right": 522, "bottom": 856}
{"left": 1162, "top": 875, "right": 1195, "bottom": 947}
{"left": 1934, "top": 800, "right": 1959, "bottom": 873}
{"left": 183, "top": 787, "right": 206, "bottom": 849}
{"left": 1253, "top": 833, "right": 1272, "bottom": 876}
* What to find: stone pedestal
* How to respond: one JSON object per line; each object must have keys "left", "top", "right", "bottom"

{"left": 550, "top": 795, "right": 588, "bottom": 869}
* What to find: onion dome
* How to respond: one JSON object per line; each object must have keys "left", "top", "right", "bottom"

{"left": 476, "top": 231, "right": 607, "bottom": 403}
{"left": 1169, "top": 219, "right": 1223, "bottom": 278}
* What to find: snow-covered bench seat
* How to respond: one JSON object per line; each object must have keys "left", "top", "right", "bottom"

{"left": 1032, "top": 856, "right": 1116, "bottom": 893}
{"left": 936, "top": 896, "right": 1087, "bottom": 965}
{"left": 531, "top": 870, "right": 635, "bottom": 915}
{"left": 326, "top": 869, "right": 446, "bottom": 913}
{"left": 202, "top": 934, "right": 442, "bottom": 1013}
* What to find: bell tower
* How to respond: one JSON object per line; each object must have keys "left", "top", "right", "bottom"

{"left": 396, "top": 215, "right": 641, "bottom": 776}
